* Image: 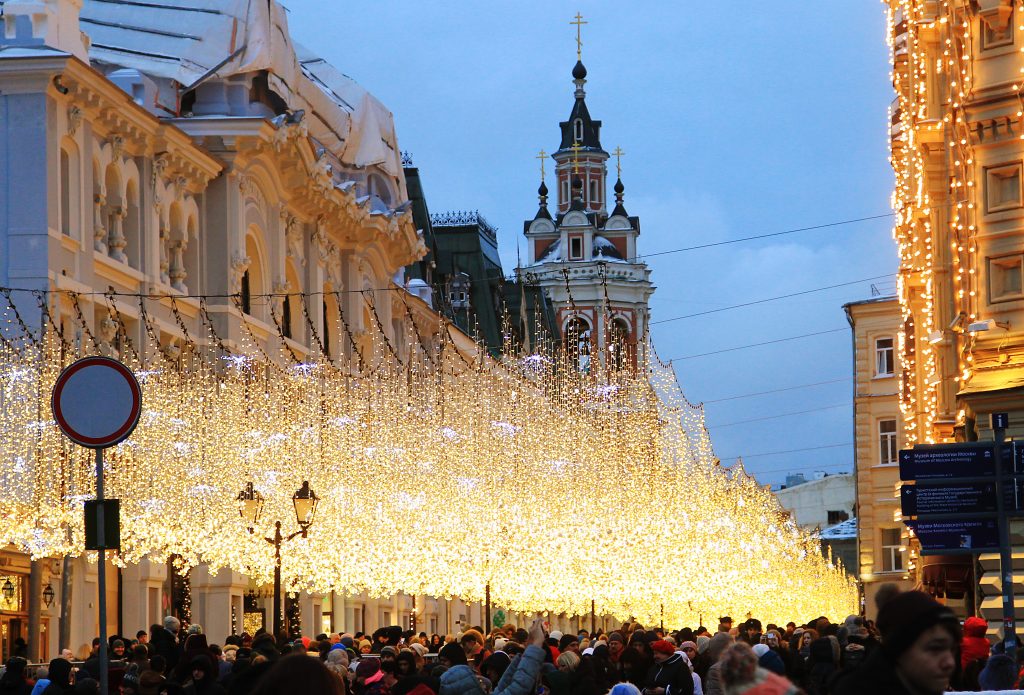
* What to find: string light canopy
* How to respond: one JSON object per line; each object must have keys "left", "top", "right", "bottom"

{"left": 0, "top": 287, "right": 858, "bottom": 627}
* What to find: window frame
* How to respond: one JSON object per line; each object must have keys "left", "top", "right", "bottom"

{"left": 874, "top": 336, "right": 895, "bottom": 377}
{"left": 878, "top": 418, "right": 898, "bottom": 465}
{"left": 880, "top": 528, "right": 905, "bottom": 573}
{"left": 569, "top": 236, "right": 583, "bottom": 260}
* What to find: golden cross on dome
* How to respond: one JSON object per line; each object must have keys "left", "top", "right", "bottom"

{"left": 536, "top": 149, "right": 547, "bottom": 180}
{"left": 570, "top": 141, "right": 582, "bottom": 174}
{"left": 570, "top": 12, "right": 587, "bottom": 60}
{"left": 613, "top": 146, "right": 625, "bottom": 178}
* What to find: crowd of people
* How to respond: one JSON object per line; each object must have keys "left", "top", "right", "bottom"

{"left": 0, "top": 587, "right": 1020, "bottom": 695}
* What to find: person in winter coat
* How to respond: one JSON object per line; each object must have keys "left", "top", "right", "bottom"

{"left": 717, "top": 643, "right": 802, "bottom": 695}
{"left": 959, "top": 616, "right": 990, "bottom": 670}
{"left": 830, "top": 590, "right": 960, "bottom": 695}
{"left": 702, "top": 633, "right": 734, "bottom": 695}
{"left": 642, "top": 642, "right": 694, "bottom": 695}
{"left": 439, "top": 618, "right": 546, "bottom": 695}
{"left": 152, "top": 618, "right": 184, "bottom": 676}
{"left": 182, "top": 655, "right": 226, "bottom": 695}
{"left": 0, "top": 658, "right": 32, "bottom": 695}
{"left": 40, "top": 659, "right": 74, "bottom": 695}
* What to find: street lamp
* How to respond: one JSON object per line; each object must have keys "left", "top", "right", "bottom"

{"left": 1, "top": 578, "right": 14, "bottom": 603}
{"left": 42, "top": 584, "right": 55, "bottom": 608}
{"left": 237, "top": 480, "right": 318, "bottom": 638}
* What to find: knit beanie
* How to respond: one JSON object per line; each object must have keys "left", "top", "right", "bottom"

{"left": 876, "top": 590, "right": 960, "bottom": 659}
{"left": 439, "top": 641, "right": 468, "bottom": 666}
{"left": 608, "top": 632, "right": 625, "bottom": 644}
{"left": 651, "top": 640, "right": 675, "bottom": 656}
{"left": 979, "top": 653, "right": 1018, "bottom": 690}
{"left": 558, "top": 634, "right": 576, "bottom": 652}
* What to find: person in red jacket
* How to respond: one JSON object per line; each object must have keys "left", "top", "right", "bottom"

{"left": 960, "top": 616, "right": 991, "bottom": 670}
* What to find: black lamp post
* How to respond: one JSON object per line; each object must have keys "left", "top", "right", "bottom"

{"left": 238, "top": 481, "right": 319, "bottom": 638}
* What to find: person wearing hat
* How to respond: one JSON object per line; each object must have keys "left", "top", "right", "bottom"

{"left": 641, "top": 640, "right": 693, "bottom": 695}
{"left": 607, "top": 633, "right": 626, "bottom": 665}
{"left": 354, "top": 657, "right": 388, "bottom": 695}
{"left": 831, "top": 590, "right": 960, "bottom": 695}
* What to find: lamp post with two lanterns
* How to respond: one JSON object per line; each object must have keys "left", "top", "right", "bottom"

{"left": 237, "top": 480, "right": 319, "bottom": 638}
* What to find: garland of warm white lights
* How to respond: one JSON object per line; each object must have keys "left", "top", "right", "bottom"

{"left": 0, "top": 289, "right": 857, "bottom": 627}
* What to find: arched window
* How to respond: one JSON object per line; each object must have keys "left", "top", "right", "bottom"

{"left": 367, "top": 173, "right": 392, "bottom": 208}
{"left": 283, "top": 261, "right": 303, "bottom": 343}
{"left": 124, "top": 178, "right": 140, "bottom": 269}
{"left": 59, "top": 145, "right": 80, "bottom": 238}
{"left": 573, "top": 119, "right": 583, "bottom": 142}
{"left": 609, "top": 318, "right": 631, "bottom": 370}
{"left": 564, "top": 316, "right": 591, "bottom": 373}
{"left": 323, "top": 287, "right": 340, "bottom": 361}
{"left": 244, "top": 231, "right": 266, "bottom": 321}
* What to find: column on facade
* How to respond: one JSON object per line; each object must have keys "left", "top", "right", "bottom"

{"left": 108, "top": 204, "right": 128, "bottom": 263}
{"left": 93, "top": 193, "right": 107, "bottom": 254}
{"left": 190, "top": 565, "right": 247, "bottom": 643}
{"left": 120, "top": 558, "right": 167, "bottom": 640}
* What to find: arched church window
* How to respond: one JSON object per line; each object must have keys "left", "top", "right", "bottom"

{"left": 573, "top": 119, "right": 583, "bottom": 142}
{"left": 565, "top": 316, "right": 592, "bottom": 373}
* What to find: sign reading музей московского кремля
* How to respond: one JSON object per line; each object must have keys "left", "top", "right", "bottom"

{"left": 899, "top": 440, "right": 1024, "bottom": 554}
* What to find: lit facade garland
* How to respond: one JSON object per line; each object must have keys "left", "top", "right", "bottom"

{"left": 0, "top": 290, "right": 857, "bottom": 627}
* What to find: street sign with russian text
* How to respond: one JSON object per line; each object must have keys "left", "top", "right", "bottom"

{"left": 900, "top": 481, "right": 999, "bottom": 517}
{"left": 899, "top": 444, "right": 995, "bottom": 481}
{"left": 907, "top": 518, "right": 1000, "bottom": 554}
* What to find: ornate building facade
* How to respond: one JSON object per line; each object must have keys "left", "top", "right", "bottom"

{"left": 886, "top": 0, "right": 1023, "bottom": 632}
{"left": 517, "top": 57, "right": 654, "bottom": 369}
{"left": 0, "top": 0, "right": 545, "bottom": 661}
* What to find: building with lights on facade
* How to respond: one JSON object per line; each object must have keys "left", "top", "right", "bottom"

{"left": 0, "top": 0, "right": 554, "bottom": 662}
{"left": 886, "top": 0, "right": 1024, "bottom": 633}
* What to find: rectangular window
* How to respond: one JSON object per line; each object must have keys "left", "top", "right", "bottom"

{"left": 589, "top": 180, "right": 598, "bottom": 203}
{"left": 561, "top": 180, "right": 569, "bottom": 205}
{"left": 989, "top": 254, "right": 1024, "bottom": 302}
{"left": 569, "top": 237, "right": 583, "bottom": 260}
{"left": 875, "top": 337, "right": 894, "bottom": 376}
{"left": 827, "top": 510, "right": 849, "bottom": 525}
{"left": 881, "top": 528, "right": 905, "bottom": 572}
{"left": 879, "top": 419, "right": 898, "bottom": 465}
{"left": 986, "top": 163, "right": 1022, "bottom": 212}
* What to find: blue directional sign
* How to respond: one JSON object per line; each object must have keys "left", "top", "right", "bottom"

{"left": 899, "top": 444, "right": 995, "bottom": 481}
{"left": 906, "top": 518, "right": 1001, "bottom": 554}
{"left": 900, "top": 481, "right": 999, "bottom": 517}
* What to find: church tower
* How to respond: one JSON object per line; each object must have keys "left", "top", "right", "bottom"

{"left": 516, "top": 16, "right": 655, "bottom": 369}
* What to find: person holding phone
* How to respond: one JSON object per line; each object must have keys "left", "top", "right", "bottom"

{"left": 642, "top": 641, "right": 693, "bottom": 695}
{"left": 439, "top": 619, "right": 547, "bottom": 695}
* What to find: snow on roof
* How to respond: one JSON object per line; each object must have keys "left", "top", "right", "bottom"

{"left": 75, "top": 0, "right": 401, "bottom": 175}
{"left": 819, "top": 517, "right": 857, "bottom": 540}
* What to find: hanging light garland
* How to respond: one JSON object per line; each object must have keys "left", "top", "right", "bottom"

{"left": 0, "top": 288, "right": 857, "bottom": 627}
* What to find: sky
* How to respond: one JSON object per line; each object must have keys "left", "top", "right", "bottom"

{"left": 283, "top": 1, "right": 897, "bottom": 488}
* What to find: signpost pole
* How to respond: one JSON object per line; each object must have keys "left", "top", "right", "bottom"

{"left": 992, "top": 414, "right": 1017, "bottom": 661}
{"left": 96, "top": 446, "right": 109, "bottom": 695}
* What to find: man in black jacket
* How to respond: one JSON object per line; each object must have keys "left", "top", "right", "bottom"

{"left": 150, "top": 616, "right": 183, "bottom": 675}
{"left": 643, "top": 640, "right": 694, "bottom": 695}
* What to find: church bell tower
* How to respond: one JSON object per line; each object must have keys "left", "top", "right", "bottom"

{"left": 516, "top": 14, "right": 655, "bottom": 370}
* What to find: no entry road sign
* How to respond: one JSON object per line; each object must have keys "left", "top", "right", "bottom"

{"left": 51, "top": 356, "right": 142, "bottom": 449}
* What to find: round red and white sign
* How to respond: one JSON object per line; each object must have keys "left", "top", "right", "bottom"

{"left": 51, "top": 356, "right": 142, "bottom": 449}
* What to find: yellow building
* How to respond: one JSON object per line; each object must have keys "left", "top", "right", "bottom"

{"left": 844, "top": 297, "right": 914, "bottom": 620}
{"left": 886, "top": 0, "right": 1024, "bottom": 632}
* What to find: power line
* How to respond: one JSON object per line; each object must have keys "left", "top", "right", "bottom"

{"left": 717, "top": 442, "right": 852, "bottom": 460}
{"left": 667, "top": 327, "right": 847, "bottom": 361}
{"left": 650, "top": 274, "right": 892, "bottom": 325}
{"left": 703, "top": 377, "right": 851, "bottom": 404}
{"left": 630, "top": 213, "right": 895, "bottom": 261}
{"left": 706, "top": 403, "right": 848, "bottom": 429}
